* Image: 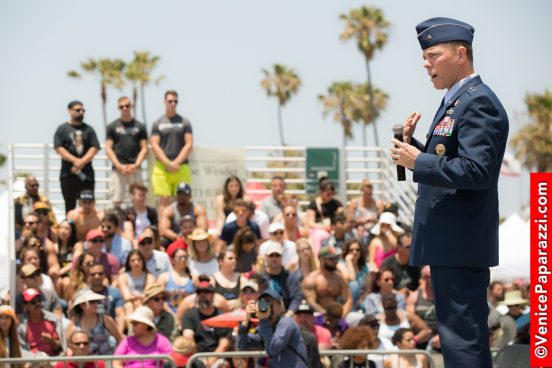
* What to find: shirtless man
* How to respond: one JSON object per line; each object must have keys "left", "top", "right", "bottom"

{"left": 159, "top": 182, "right": 207, "bottom": 243}
{"left": 67, "top": 190, "right": 104, "bottom": 241}
{"left": 302, "top": 245, "right": 352, "bottom": 317}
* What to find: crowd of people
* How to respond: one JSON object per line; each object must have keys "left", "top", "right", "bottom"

{"left": 3, "top": 90, "right": 529, "bottom": 368}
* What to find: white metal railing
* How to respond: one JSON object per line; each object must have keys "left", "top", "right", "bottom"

{"left": 8, "top": 144, "right": 417, "bottom": 224}
{"left": 0, "top": 354, "right": 176, "bottom": 367}
{"left": 186, "top": 349, "right": 437, "bottom": 368}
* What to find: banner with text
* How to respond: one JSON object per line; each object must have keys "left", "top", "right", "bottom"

{"left": 188, "top": 147, "right": 246, "bottom": 225}
{"left": 531, "top": 172, "right": 552, "bottom": 367}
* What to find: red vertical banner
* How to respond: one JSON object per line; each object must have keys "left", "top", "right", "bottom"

{"left": 531, "top": 172, "right": 552, "bottom": 367}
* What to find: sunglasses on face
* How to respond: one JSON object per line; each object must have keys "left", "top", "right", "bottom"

{"left": 36, "top": 211, "right": 49, "bottom": 216}
{"left": 272, "top": 230, "right": 284, "bottom": 236}
{"left": 25, "top": 221, "right": 38, "bottom": 226}
{"left": 73, "top": 108, "right": 85, "bottom": 113}
{"left": 140, "top": 240, "right": 154, "bottom": 246}
{"left": 23, "top": 272, "right": 41, "bottom": 279}
{"left": 72, "top": 341, "right": 90, "bottom": 347}
{"left": 90, "top": 238, "right": 104, "bottom": 243}
{"left": 101, "top": 225, "right": 113, "bottom": 230}
{"left": 174, "top": 255, "right": 188, "bottom": 261}
{"left": 118, "top": 104, "right": 131, "bottom": 110}
{"left": 268, "top": 253, "right": 281, "bottom": 258}
{"left": 25, "top": 298, "right": 41, "bottom": 306}
{"left": 150, "top": 296, "right": 165, "bottom": 302}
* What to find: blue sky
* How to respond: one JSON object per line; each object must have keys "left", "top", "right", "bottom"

{"left": 1, "top": 0, "right": 550, "bottom": 216}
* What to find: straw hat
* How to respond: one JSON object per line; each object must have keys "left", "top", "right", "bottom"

{"left": 143, "top": 283, "right": 168, "bottom": 303}
{"left": 127, "top": 306, "right": 157, "bottom": 331}
{"left": 70, "top": 289, "right": 105, "bottom": 312}
{"left": 20, "top": 264, "right": 40, "bottom": 278}
{"left": 187, "top": 228, "right": 211, "bottom": 243}
{"left": 370, "top": 212, "right": 404, "bottom": 236}
{"left": 501, "top": 290, "right": 529, "bottom": 306}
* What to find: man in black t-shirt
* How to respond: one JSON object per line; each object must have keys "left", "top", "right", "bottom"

{"left": 105, "top": 96, "right": 148, "bottom": 207}
{"left": 181, "top": 281, "right": 231, "bottom": 366}
{"left": 53, "top": 100, "right": 100, "bottom": 213}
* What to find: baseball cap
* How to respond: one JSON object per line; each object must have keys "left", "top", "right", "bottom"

{"left": 296, "top": 300, "right": 314, "bottom": 315}
{"left": 264, "top": 242, "right": 282, "bottom": 256}
{"left": 20, "top": 264, "right": 40, "bottom": 278}
{"left": 167, "top": 238, "right": 188, "bottom": 258}
{"left": 259, "top": 288, "right": 282, "bottom": 302}
{"left": 318, "top": 245, "right": 342, "bottom": 259}
{"left": 241, "top": 281, "right": 259, "bottom": 293}
{"left": 22, "top": 288, "right": 41, "bottom": 303}
{"left": 86, "top": 228, "right": 104, "bottom": 241}
{"left": 176, "top": 182, "right": 192, "bottom": 195}
{"left": 79, "top": 190, "right": 95, "bottom": 201}
{"left": 33, "top": 202, "right": 50, "bottom": 211}
{"left": 268, "top": 222, "right": 285, "bottom": 234}
{"left": 196, "top": 281, "right": 215, "bottom": 293}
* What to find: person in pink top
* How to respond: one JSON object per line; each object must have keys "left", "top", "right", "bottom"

{"left": 368, "top": 212, "right": 404, "bottom": 271}
{"left": 113, "top": 306, "right": 172, "bottom": 368}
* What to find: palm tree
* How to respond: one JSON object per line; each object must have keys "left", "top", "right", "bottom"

{"left": 125, "top": 51, "right": 164, "bottom": 129}
{"left": 319, "top": 82, "right": 388, "bottom": 147}
{"left": 68, "top": 58, "right": 126, "bottom": 128}
{"left": 340, "top": 6, "right": 390, "bottom": 147}
{"left": 510, "top": 90, "right": 552, "bottom": 172}
{"left": 318, "top": 82, "right": 356, "bottom": 146}
{"left": 260, "top": 64, "right": 301, "bottom": 146}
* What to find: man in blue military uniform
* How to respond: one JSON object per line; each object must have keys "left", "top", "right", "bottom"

{"left": 390, "top": 17, "right": 509, "bottom": 367}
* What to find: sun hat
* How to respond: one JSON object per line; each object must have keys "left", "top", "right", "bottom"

{"left": 127, "top": 306, "right": 157, "bottom": 331}
{"left": 20, "top": 264, "right": 40, "bottom": 278}
{"left": 187, "top": 228, "right": 211, "bottom": 243}
{"left": 143, "top": 283, "right": 168, "bottom": 303}
{"left": 70, "top": 289, "right": 105, "bottom": 312}
{"left": 370, "top": 212, "right": 405, "bottom": 236}
{"left": 501, "top": 290, "right": 529, "bottom": 306}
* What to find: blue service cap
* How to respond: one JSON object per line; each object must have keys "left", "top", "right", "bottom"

{"left": 259, "top": 288, "right": 282, "bottom": 302}
{"left": 416, "top": 17, "right": 474, "bottom": 50}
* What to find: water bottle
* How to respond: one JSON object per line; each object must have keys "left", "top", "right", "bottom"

{"left": 76, "top": 170, "right": 87, "bottom": 181}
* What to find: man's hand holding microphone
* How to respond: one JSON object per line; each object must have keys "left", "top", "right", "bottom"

{"left": 390, "top": 111, "right": 422, "bottom": 172}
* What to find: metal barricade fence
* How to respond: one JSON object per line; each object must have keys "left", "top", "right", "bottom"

{"left": 185, "top": 349, "right": 437, "bottom": 368}
{"left": 0, "top": 354, "right": 176, "bottom": 368}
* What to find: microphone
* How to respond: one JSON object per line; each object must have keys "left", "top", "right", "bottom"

{"left": 392, "top": 123, "right": 406, "bottom": 181}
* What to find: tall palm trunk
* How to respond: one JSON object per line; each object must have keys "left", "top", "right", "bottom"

{"left": 365, "top": 60, "right": 379, "bottom": 147}
{"left": 140, "top": 83, "right": 148, "bottom": 130}
{"left": 132, "top": 85, "right": 138, "bottom": 116}
{"left": 101, "top": 81, "right": 108, "bottom": 129}
{"left": 277, "top": 103, "right": 285, "bottom": 146}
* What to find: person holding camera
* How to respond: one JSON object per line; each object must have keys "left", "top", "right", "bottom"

{"left": 237, "top": 289, "right": 308, "bottom": 368}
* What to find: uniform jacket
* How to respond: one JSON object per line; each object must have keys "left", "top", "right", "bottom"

{"left": 410, "top": 75, "right": 509, "bottom": 268}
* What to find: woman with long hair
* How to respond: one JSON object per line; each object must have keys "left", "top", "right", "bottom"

{"left": 187, "top": 229, "right": 219, "bottom": 281}
{"left": 65, "top": 289, "right": 123, "bottom": 356}
{"left": 0, "top": 305, "right": 23, "bottom": 366}
{"left": 54, "top": 219, "right": 82, "bottom": 297}
{"left": 211, "top": 250, "right": 247, "bottom": 309}
{"left": 65, "top": 251, "right": 97, "bottom": 307}
{"left": 339, "top": 239, "right": 371, "bottom": 306}
{"left": 362, "top": 267, "right": 406, "bottom": 317}
{"left": 119, "top": 250, "right": 155, "bottom": 315}
{"left": 295, "top": 238, "right": 319, "bottom": 279}
{"left": 232, "top": 228, "right": 258, "bottom": 273}
{"left": 346, "top": 178, "right": 384, "bottom": 230}
{"left": 214, "top": 175, "right": 246, "bottom": 231}
{"left": 157, "top": 247, "right": 195, "bottom": 314}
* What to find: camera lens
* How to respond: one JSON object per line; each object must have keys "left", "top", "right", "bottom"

{"left": 258, "top": 299, "right": 269, "bottom": 313}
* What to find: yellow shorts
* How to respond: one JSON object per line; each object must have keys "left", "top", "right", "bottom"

{"left": 151, "top": 160, "right": 191, "bottom": 197}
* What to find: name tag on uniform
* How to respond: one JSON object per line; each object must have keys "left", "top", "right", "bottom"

{"left": 433, "top": 117, "right": 455, "bottom": 136}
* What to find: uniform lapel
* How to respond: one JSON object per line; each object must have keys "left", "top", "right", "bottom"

{"left": 424, "top": 76, "right": 483, "bottom": 150}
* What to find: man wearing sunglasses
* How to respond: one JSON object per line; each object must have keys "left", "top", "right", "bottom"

{"left": 105, "top": 96, "right": 148, "bottom": 208}
{"left": 55, "top": 330, "right": 106, "bottom": 368}
{"left": 14, "top": 175, "right": 55, "bottom": 236}
{"left": 54, "top": 100, "right": 100, "bottom": 213}
{"left": 150, "top": 90, "right": 194, "bottom": 213}
{"left": 17, "top": 288, "right": 64, "bottom": 356}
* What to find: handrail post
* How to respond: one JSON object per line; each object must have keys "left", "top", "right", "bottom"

{"left": 7, "top": 144, "right": 16, "bottom": 310}
{"left": 43, "top": 143, "right": 50, "bottom": 197}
